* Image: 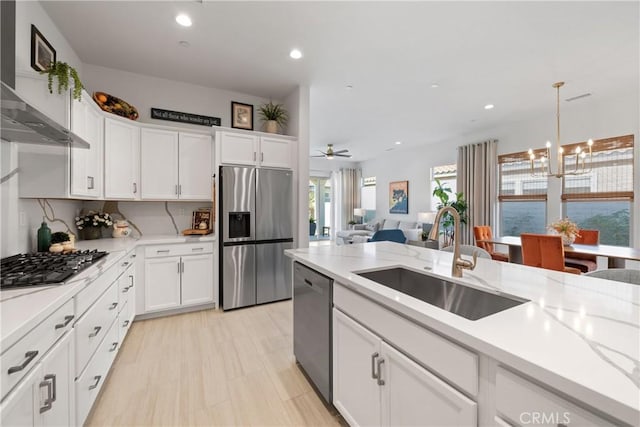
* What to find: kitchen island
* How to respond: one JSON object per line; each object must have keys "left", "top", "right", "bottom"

{"left": 286, "top": 242, "right": 639, "bottom": 426}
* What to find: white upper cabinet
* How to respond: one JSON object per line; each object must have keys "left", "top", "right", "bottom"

{"left": 70, "top": 90, "right": 103, "bottom": 198}
{"left": 259, "top": 136, "right": 293, "bottom": 169}
{"left": 217, "top": 130, "right": 294, "bottom": 169}
{"left": 178, "top": 132, "right": 213, "bottom": 200}
{"left": 104, "top": 117, "right": 140, "bottom": 200}
{"left": 140, "top": 128, "right": 179, "bottom": 200}
{"left": 218, "top": 131, "right": 259, "bottom": 166}
{"left": 140, "top": 130, "right": 212, "bottom": 200}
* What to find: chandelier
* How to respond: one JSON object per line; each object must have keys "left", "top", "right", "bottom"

{"left": 528, "top": 82, "right": 593, "bottom": 178}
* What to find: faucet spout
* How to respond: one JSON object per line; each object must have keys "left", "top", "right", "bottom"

{"left": 428, "top": 206, "right": 475, "bottom": 278}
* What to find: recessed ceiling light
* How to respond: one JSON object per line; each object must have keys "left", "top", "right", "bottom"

{"left": 484, "top": 104, "right": 494, "bottom": 110}
{"left": 176, "top": 14, "right": 192, "bottom": 27}
{"left": 178, "top": 41, "right": 190, "bottom": 48}
{"left": 431, "top": 83, "right": 439, "bottom": 88}
{"left": 395, "top": 141, "right": 402, "bottom": 145}
{"left": 289, "top": 49, "right": 303, "bottom": 59}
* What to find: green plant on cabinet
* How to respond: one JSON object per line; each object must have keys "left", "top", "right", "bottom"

{"left": 41, "top": 61, "right": 84, "bottom": 100}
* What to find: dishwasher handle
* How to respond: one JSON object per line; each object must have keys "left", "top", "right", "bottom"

{"left": 303, "top": 278, "right": 324, "bottom": 295}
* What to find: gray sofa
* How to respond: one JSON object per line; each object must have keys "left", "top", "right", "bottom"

{"left": 336, "top": 219, "right": 422, "bottom": 244}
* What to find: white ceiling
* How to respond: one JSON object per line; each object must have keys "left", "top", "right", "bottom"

{"left": 42, "top": 1, "right": 639, "bottom": 162}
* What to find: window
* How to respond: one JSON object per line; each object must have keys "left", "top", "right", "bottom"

{"left": 431, "top": 164, "right": 457, "bottom": 210}
{"left": 309, "top": 177, "right": 332, "bottom": 240}
{"left": 562, "top": 135, "right": 634, "bottom": 246}
{"left": 498, "top": 150, "right": 548, "bottom": 235}
{"left": 361, "top": 176, "right": 376, "bottom": 222}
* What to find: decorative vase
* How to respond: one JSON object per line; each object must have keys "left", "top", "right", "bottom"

{"left": 560, "top": 233, "right": 575, "bottom": 246}
{"left": 83, "top": 227, "right": 102, "bottom": 240}
{"left": 264, "top": 120, "right": 278, "bottom": 134}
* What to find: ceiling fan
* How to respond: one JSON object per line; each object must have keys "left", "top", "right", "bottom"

{"left": 311, "top": 144, "right": 352, "bottom": 159}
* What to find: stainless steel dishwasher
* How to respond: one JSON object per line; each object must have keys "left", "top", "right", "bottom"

{"left": 293, "top": 261, "right": 333, "bottom": 404}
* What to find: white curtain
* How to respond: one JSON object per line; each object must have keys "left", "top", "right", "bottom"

{"left": 332, "top": 168, "right": 361, "bottom": 233}
{"left": 457, "top": 140, "right": 497, "bottom": 244}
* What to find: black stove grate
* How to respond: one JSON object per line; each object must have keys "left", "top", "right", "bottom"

{"left": 1, "top": 250, "right": 108, "bottom": 289}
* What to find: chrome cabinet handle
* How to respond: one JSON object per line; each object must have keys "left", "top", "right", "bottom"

{"left": 121, "top": 261, "right": 129, "bottom": 267}
{"left": 376, "top": 358, "right": 385, "bottom": 386}
{"left": 89, "top": 375, "right": 101, "bottom": 390}
{"left": 175, "top": 184, "right": 179, "bottom": 195}
{"left": 8, "top": 351, "right": 38, "bottom": 374}
{"left": 192, "top": 247, "right": 204, "bottom": 251}
{"left": 133, "top": 183, "right": 137, "bottom": 194}
{"left": 38, "top": 379, "right": 53, "bottom": 413}
{"left": 109, "top": 302, "right": 118, "bottom": 310}
{"left": 44, "top": 374, "right": 56, "bottom": 402}
{"left": 178, "top": 261, "right": 181, "bottom": 273}
{"left": 122, "top": 286, "right": 130, "bottom": 293}
{"left": 371, "top": 352, "right": 379, "bottom": 379}
{"left": 109, "top": 342, "right": 118, "bottom": 352}
{"left": 261, "top": 152, "right": 264, "bottom": 162}
{"left": 89, "top": 326, "right": 102, "bottom": 338}
{"left": 178, "top": 184, "right": 182, "bottom": 195}
{"left": 123, "top": 320, "right": 130, "bottom": 327}
{"left": 129, "top": 275, "right": 134, "bottom": 288}
{"left": 87, "top": 176, "right": 94, "bottom": 190}
{"left": 157, "top": 249, "right": 170, "bottom": 254}
{"left": 55, "top": 315, "right": 74, "bottom": 330}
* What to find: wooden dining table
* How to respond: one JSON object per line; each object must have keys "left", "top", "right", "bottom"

{"left": 478, "top": 236, "right": 640, "bottom": 267}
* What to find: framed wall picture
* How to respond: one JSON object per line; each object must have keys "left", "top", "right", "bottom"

{"left": 192, "top": 208, "right": 213, "bottom": 231}
{"left": 231, "top": 101, "right": 254, "bottom": 130}
{"left": 389, "top": 181, "right": 409, "bottom": 214}
{"left": 30, "top": 25, "right": 56, "bottom": 72}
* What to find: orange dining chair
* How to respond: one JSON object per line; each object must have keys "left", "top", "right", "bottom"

{"left": 473, "top": 226, "right": 509, "bottom": 262}
{"left": 565, "top": 229, "right": 599, "bottom": 273}
{"left": 520, "top": 233, "right": 581, "bottom": 275}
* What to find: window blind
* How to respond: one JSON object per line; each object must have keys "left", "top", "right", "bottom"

{"left": 498, "top": 149, "right": 548, "bottom": 201}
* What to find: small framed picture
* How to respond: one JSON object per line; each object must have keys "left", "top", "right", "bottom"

{"left": 30, "top": 25, "right": 56, "bottom": 72}
{"left": 231, "top": 101, "right": 253, "bottom": 130}
{"left": 389, "top": 180, "right": 409, "bottom": 214}
{"left": 192, "top": 208, "right": 212, "bottom": 231}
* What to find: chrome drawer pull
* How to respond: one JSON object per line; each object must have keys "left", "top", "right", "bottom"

{"left": 371, "top": 352, "right": 379, "bottom": 379}
{"left": 157, "top": 249, "right": 170, "bottom": 254}
{"left": 8, "top": 350, "right": 39, "bottom": 374}
{"left": 109, "top": 302, "right": 118, "bottom": 310}
{"left": 123, "top": 320, "right": 130, "bottom": 327}
{"left": 39, "top": 379, "right": 53, "bottom": 413}
{"left": 192, "top": 247, "right": 204, "bottom": 251}
{"left": 376, "top": 358, "right": 385, "bottom": 386}
{"left": 121, "top": 261, "right": 129, "bottom": 267}
{"left": 109, "top": 342, "right": 118, "bottom": 352}
{"left": 89, "top": 326, "right": 102, "bottom": 338}
{"left": 89, "top": 375, "right": 102, "bottom": 390}
{"left": 122, "top": 287, "right": 129, "bottom": 293}
{"left": 44, "top": 374, "right": 57, "bottom": 402}
{"left": 54, "top": 315, "right": 74, "bottom": 330}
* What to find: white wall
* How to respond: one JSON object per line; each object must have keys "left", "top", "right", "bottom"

{"left": 309, "top": 158, "right": 357, "bottom": 177}
{"left": 1, "top": 0, "right": 84, "bottom": 257}
{"left": 81, "top": 64, "right": 275, "bottom": 132}
{"left": 359, "top": 89, "right": 640, "bottom": 245}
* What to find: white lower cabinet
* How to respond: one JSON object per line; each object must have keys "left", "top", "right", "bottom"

{"left": 143, "top": 243, "right": 214, "bottom": 313}
{"left": 333, "top": 309, "right": 477, "bottom": 427}
{"left": 0, "top": 332, "right": 74, "bottom": 427}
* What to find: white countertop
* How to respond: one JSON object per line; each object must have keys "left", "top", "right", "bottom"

{"left": 0, "top": 235, "right": 216, "bottom": 352}
{"left": 286, "top": 242, "right": 640, "bottom": 425}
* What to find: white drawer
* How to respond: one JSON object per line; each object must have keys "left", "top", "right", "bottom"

{"left": 74, "top": 282, "right": 119, "bottom": 377}
{"left": 144, "top": 242, "right": 213, "bottom": 258}
{"left": 75, "top": 318, "right": 119, "bottom": 426}
{"left": 495, "top": 367, "right": 617, "bottom": 426}
{"left": 334, "top": 283, "right": 479, "bottom": 397}
{"left": 1, "top": 298, "right": 74, "bottom": 401}
{"left": 75, "top": 259, "right": 120, "bottom": 317}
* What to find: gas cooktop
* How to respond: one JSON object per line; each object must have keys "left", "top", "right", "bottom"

{"left": 0, "top": 250, "right": 108, "bottom": 290}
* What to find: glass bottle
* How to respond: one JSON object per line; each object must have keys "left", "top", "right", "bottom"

{"left": 37, "top": 217, "right": 52, "bottom": 252}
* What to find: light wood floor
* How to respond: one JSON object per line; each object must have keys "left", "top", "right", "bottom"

{"left": 87, "top": 301, "right": 343, "bottom": 426}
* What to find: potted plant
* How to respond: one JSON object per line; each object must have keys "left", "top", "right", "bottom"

{"left": 258, "top": 101, "right": 288, "bottom": 134}
{"left": 432, "top": 179, "right": 468, "bottom": 247}
{"left": 309, "top": 217, "right": 317, "bottom": 236}
{"left": 75, "top": 212, "right": 113, "bottom": 240}
{"left": 41, "top": 61, "right": 84, "bottom": 101}
{"left": 548, "top": 218, "right": 580, "bottom": 246}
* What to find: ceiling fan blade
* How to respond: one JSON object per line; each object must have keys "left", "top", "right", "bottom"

{"left": 335, "top": 154, "right": 352, "bottom": 157}
{"left": 310, "top": 154, "right": 326, "bottom": 157}
{"left": 333, "top": 149, "right": 349, "bottom": 154}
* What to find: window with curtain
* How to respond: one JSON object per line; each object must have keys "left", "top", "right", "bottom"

{"left": 562, "top": 135, "right": 634, "bottom": 246}
{"left": 498, "top": 149, "right": 548, "bottom": 235}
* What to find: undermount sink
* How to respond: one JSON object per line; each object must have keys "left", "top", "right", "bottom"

{"left": 357, "top": 267, "right": 527, "bottom": 320}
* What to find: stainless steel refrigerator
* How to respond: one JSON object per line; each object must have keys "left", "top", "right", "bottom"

{"left": 220, "top": 166, "right": 293, "bottom": 310}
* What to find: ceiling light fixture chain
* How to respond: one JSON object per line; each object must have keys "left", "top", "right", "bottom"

{"left": 528, "top": 81, "right": 593, "bottom": 178}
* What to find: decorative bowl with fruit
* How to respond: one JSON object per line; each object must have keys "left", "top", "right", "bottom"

{"left": 93, "top": 92, "right": 139, "bottom": 121}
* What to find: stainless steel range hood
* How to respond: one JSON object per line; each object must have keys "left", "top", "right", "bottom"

{"left": 1, "top": 82, "right": 90, "bottom": 148}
